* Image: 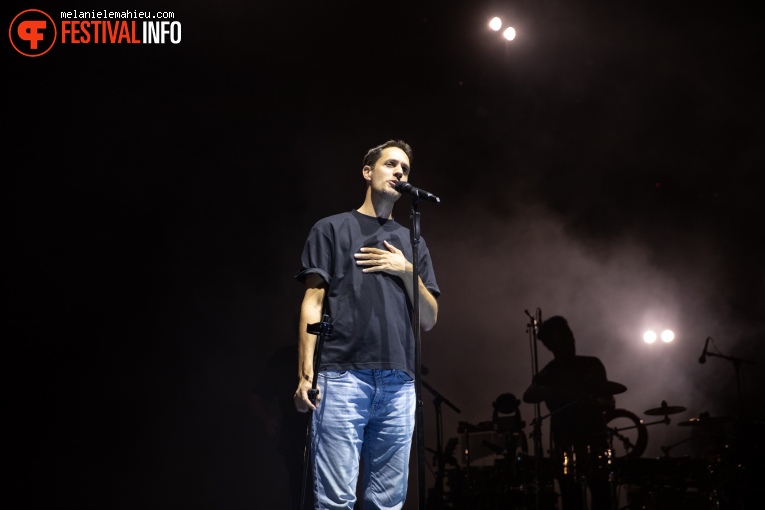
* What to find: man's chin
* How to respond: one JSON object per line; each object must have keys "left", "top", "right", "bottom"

{"left": 377, "top": 188, "right": 400, "bottom": 201}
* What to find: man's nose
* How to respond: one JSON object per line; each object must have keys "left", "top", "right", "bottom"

{"left": 393, "top": 167, "right": 404, "bottom": 179}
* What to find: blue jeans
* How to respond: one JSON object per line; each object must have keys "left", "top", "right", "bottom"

{"left": 311, "top": 369, "right": 415, "bottom": 510}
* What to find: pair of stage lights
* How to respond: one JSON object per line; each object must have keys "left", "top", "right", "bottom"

{"left": 643, "top": 330, "right": 675, "bottom": 344}
{"left": 488, "top": 16, "right": 516, "bottom": 41}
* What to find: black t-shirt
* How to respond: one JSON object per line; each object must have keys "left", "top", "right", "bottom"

{"left": 295, "top": 210, "right": 440, "bottom": 378}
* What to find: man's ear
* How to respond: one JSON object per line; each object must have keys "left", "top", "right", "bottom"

{"left": 362, "top": 165, "right": 372, "bottom": 182}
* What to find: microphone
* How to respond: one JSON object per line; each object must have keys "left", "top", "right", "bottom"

{"left": 698, "top": 337, "right": 710, "bottom": 364}
{"left": 535, "top": 308, "right": 542, "bottom": 335}
{"left": 393, "top": 181, "right": 441, "bottom": 203}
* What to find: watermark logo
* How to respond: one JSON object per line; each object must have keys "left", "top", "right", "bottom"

{"left": 9, "top": 9, "right": 57, "bottom": 57}
{"left": 10, "top": 9, "right": 180, "bottom": 57}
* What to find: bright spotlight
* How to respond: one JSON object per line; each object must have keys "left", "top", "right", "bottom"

{"left": 489, "top": 17, "right": 502, "bottom": 31}
{"left": 661, "top": 330, "right": 675, "bottom": 343}
{"left": 643, "top": 331, "right": 657, "bottom": 344}
{"left": 503, "top": 27, "right": 516, "bottom": 41}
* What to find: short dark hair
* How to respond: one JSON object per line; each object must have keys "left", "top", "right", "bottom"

{"left": 362, "top": 140, "right": 413, "bottom": 168}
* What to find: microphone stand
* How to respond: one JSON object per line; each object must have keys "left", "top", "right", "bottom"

{"left": 406, "top": 197, "right": 427, "bottom": 510}
{"left": 524, "top": 309, "right": 544, "bottom": 510}
{"left": 703, "top": 350, "right": 757, "bottom": 415}
{"left": 300, "top": 314, "right": 333, "bottom": 510}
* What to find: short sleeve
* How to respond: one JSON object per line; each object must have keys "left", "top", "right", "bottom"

{"left": 294, "top": 224, "right": 332, "bottom": 285}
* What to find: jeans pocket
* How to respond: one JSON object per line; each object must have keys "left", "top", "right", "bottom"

{"left": 321, "top": 370, "right": 349, "bottom": 380}
{"left": 394, "top": 370, "right": 414, "bottom": 383}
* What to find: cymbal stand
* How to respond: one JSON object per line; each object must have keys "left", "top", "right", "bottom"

{"left": 634, "top": 414, "right": 671, "bottom": 428}
{"left": 607, "top": 415, "right": 666, "bottom": 458}
{"left": 607, "top": 427, "right": 636, "bottom": 457}
{"left": 421, "top": 378, "right": 461, "bottom": 510}
{"left": 660, "top": 436, "right": 693, "bottom": 457}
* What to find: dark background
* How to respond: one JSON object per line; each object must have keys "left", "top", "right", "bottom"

{"left": 7, "top": 1, "right": 764, "bottom": 508}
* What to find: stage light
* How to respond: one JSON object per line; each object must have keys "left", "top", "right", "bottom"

{"left": 661, "top": 330, "right": 674, "bottom": 343}
{"left": 643, "top": 331, "right": 657, "bottom": 344}
{"left": 489, "top": 17, "right": 502, "bottom": 31}
{"left": 503, "top": 27, "right": 516, "bottom": 41}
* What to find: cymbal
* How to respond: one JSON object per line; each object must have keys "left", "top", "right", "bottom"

{"left": 602, "top": 381, "right": 628, "bottom": 395}
{"left": 677, "top": 415, "right": 733, "bottom": 427}
{"left": 523, "top": 380, "right": 627, "bottom": 403}
{"left": 644, "top": 401, "right": 687, "bottom": 416}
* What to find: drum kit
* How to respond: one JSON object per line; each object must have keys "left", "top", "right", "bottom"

{"left": 426, "top": 380, "right": 754, "bottom": 510}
